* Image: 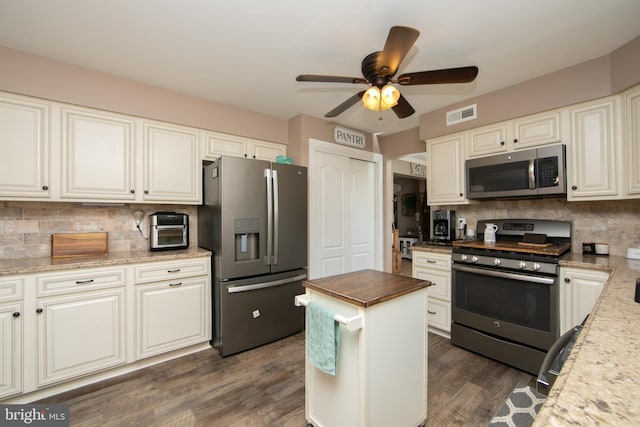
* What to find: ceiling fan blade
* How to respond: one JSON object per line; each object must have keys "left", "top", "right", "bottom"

{"left": 325, "top": 91, "right": 365, "bottom": 117}
{"left": 296, "top": 74, "right": 368, "bottom": 84}
{"left": 397, "top": 66, "right": 479, "bottom": 85}
{"left": 392, "top": 94, "right": 415, "bottom": 119}
{"left": 377, "top": 26, "right": 420, "bottom": 78}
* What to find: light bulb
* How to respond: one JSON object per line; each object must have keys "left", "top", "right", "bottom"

{"left": 380, "top": 84, "right": 400, "bottom": 108}
{"left": 362, "top": 86, "right": 381, "bottom": 111}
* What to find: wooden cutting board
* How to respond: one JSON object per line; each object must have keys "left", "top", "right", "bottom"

{"left": 51, "top": 232, "right": 108, "bottom": 258}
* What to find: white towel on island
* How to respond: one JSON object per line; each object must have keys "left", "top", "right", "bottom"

{"left": 307, "top": 301, "right": 340, "bottom": 376}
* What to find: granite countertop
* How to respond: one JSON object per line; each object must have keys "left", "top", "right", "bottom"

{"left": 535, "top": 253, "right": 640, "bottom": 425}
{"left": 0, "top": 247, "right": 212, "bottom": 276}
{"left": 303, "top": 269, "right": 431, "bottom": 308}
{"left": 412, "top": 243, "right": 454, "bottom": 255}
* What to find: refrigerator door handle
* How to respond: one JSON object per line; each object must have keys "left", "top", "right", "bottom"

{"left": 265, "top": 169, "right": 273, "bottom": 265}
{"left": 227, "top": 273, "right": 308, "bottom": 293}
{"left": 272, "top": 169, "right": 279, "bottom": 265}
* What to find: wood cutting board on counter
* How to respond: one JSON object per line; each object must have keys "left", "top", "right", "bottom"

{"left": 51, "top": 232, "right": 108, "bottom": 258}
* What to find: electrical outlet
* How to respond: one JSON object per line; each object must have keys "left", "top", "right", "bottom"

{"left": 457, "top": 217, "right": 466, "bottom": 230}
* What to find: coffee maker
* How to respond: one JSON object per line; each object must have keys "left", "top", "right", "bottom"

{"left": 432, "top": 210, "right": 456, "bottom": 242}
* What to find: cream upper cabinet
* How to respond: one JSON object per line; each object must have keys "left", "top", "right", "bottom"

{"left": 248, "top": 139, "right": 286, "bottom": 161}
{"left": 567, "top": 96, "right": 623, "bottom": 201}
{"left": 466, "top": 110, "right": 562, "bottom": 158}
{"left": 559, "top": 267, "right": 609, "bottom": 335}
{"left": 511, "top": 110, "right": 562, "bottom": 149}
{"left": 61, "top": 106, "right": 136, "bottom": 201}
{"left": 0, "top": 93, "right": 50, "bottom": 199}
{"left": 466, "top": 123, "right": 508, "bottom": 157}
{"left": 426, "top": 133, "right": 468, "bottom": 205}
{"left": 624, "top": 86, "right": 640, "bottom": 198}
{"left": 202, "top": 130, "right": 286, "bottom": 162}
{"left": 142, "top": 121, "right": 201, "bottom": 204}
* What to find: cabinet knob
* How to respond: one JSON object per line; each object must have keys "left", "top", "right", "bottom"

{"left": 252, "top": 155, "right": 256, "bottom": 159}
{"left": 564, "top": 278, "right": 571, "bottom": 283}
{"left": 500, "top": 141, "right": 505, "bottom": 146}
{"left": 36, "top": 308, "right": 43, "bottom": 313}
{"left": 513, "top": 138, "right": 518, "bottom": 143}
{"left": 144, "top": 190, "right": 149, "bottom": 194}
{"left": 12, "top": 312, "right": 20, "bottom": 318}
{"left": 244, "top": 154, "right": 248, "bottom": 157}
{"left": 459, "top": 193, "right": 463, "bottom": 197}
{"left": 130, "top": 189, "right": 135, "bottom": 194}
{"left": 42, "top": 185, "right": 49, "bottom": 191}
{"left": 571, "top": 185, "right": 578, "bottom": 190}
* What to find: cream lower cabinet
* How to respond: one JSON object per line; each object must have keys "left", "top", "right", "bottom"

{"left": 133, "top": 258, "right": 211, "bottom": 360}
{"left": 0, "top": 276, "right": 23, "bottom": 400}
{"left": 412, "top": 251, "right": 452, "bottom": 338}
{"left": 135, "top": 277, "right": 209, "bottom": 359}
{"left": 35, "top": 267, "right": 128, "bottom": 387}
{"left": 1, "top": 255, "right": 211, "bottom": 403}
{"left": 559, "top": 267, "right": 609, "bottom": 335}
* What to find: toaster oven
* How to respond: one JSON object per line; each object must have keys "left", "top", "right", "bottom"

{"left": 150, "top": 212, "right": 189, "bottom": 250}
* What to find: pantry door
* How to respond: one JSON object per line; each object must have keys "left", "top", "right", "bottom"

{"left": 309, "top": 139, "right": 382, "bottom": 279}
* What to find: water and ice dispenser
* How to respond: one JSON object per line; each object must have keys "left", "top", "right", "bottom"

{"left": 234, "top": 218, "right": 260, "bottom": 261}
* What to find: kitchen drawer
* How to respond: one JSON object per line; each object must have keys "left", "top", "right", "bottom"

{"left": 427, "top": 298, "right": 451, "bottom": 332}
{"left": 37, "top": 267, "right": 126, "bottom": 297}
{"left": 414, "top": 267, "right": 451, "bottom": 301}
{"left": 0, "top": 276, "right": 24, "bottom": 303}
{"left": 412, "top": 251, "right": 451, "bottom": 271}
{"left": 133, "top": 257, "right": 209, "bottom": 284}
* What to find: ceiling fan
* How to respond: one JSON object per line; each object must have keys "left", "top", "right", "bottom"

{"left": 296, "top": 26, "right": 479, "bottom": 119}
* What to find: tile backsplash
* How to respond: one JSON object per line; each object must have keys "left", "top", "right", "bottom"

{"left": 0, "top": 202, "right": 196, "bottom": 259}
{"left": 445, "top": 198, "right": 640, "bottom": 257}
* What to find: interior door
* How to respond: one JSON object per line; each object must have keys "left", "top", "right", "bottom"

{"left": 311, "top": 151, "right": 376, "bottom": 278}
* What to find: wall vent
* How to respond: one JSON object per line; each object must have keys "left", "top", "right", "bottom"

{"left": 446, "top": 104, "right": 477, "bottom": 126}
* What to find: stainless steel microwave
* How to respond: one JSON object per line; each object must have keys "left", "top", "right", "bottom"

{"left": 150, "top": 212, "right": 189, "bottom": 250}
{"left": 466, "top": 144, "right": 566, "bottom": 199}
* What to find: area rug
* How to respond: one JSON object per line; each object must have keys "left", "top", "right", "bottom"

{"left": 487, "top": 384, "right": 546, "bottom": 427}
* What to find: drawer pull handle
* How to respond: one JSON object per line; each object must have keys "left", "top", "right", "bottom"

{"left": 167, "top": 269, "right": 181, "bottom": 273}
{"left": 428, "top": 310, "right": 436, "bottom": 315}
{"left": 75, "top": 279, "right": 94, "bottom": 284}
{"left": 427, "top": 260, "right": 437, "bottom": 263}
{"left": 169, "top": 282, "right": 183, "bottom": 287}
{"left": 12, "top": 312, "right": 20, "bottom": 318}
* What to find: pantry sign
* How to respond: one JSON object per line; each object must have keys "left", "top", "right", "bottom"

{"left": 334, "top": 126, "right": 365, "bottom": 149}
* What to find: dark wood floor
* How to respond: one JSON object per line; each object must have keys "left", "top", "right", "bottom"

{"left": 40, "top": 331, "right": 534, "bottom": 426}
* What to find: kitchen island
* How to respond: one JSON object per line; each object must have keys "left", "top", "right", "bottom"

{"left": 299, "top": 269, "right": 431, "bottom": 427}
{"left": 535, "top": 254, "right": 640, "bottom": 425}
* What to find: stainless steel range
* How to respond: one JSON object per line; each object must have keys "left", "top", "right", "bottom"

{"left": 451, "top": 219, "right": 571, "bottom": 375}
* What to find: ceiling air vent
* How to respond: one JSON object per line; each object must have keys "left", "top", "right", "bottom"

{"left": 446, "top": 104, "right": 477, "bottom": 126}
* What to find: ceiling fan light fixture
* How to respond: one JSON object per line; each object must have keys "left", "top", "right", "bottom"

{"left": 381, "top": 84, "right": 400, "bottom": 108}
{"left": 362, "top": 86, "right": 381, "bottom": 111}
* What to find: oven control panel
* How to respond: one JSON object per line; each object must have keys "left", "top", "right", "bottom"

{"left": 452, "top": 252, "right": 558, "bottom": 275}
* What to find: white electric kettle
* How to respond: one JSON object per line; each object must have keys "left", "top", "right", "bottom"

{"left": 484, "top": 223, "right": 498, "bottom": 244}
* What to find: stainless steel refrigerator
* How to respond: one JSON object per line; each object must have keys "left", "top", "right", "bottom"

{"left": 198, "top": 156, "right": 307, "bottom": 356}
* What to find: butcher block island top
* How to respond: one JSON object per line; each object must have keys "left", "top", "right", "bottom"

{"left": 452, "top": 239, "right": 570, "bottom": 257}
{"left": 303, "top": 269, "right": 432, "bottom": 307}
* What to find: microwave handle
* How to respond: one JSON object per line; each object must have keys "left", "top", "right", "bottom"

{"left": 528, "top": 159, "right": 536, "bottom": 189}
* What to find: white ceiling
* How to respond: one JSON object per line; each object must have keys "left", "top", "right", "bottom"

{"left": 1, "top": 0, "right": 640, "bottom": 136}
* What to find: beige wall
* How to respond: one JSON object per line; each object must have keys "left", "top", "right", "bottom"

{"left": 0, "top": 46, "right": 289, "bottom": 145}
{"left": 419, "top": 35, "right": 640, "bottom": 141}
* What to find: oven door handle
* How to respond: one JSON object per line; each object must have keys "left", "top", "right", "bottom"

{"left": 452, "top": 264, "right": 556, "bottom": 285}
